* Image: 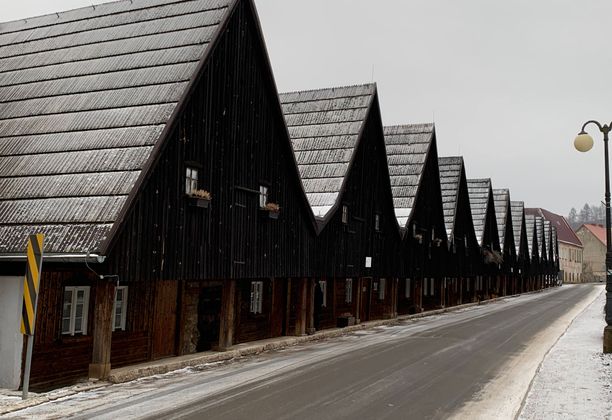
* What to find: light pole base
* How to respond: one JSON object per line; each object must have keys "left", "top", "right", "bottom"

{"left": 604, "top": 326, "right": 612, "bottom": 354}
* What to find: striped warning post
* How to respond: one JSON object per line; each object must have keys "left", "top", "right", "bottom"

{"left": 21, "top": 234, "right": 44, "bottom": 336}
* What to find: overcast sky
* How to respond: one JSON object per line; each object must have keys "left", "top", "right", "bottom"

{"left": 2, "top": 0, "right": 611, "bottom": 216}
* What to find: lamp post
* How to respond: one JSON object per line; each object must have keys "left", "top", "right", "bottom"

{"left": 574, "top": 120, "right": 612, "bottom": 353}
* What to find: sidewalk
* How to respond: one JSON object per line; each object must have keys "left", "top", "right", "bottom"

{"left": 519, "top": 285, "right": 612, "bottom": 419}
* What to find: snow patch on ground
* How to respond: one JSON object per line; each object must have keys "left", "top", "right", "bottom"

{"left": 519, "top": 287, "right": 612, "bottom": 419}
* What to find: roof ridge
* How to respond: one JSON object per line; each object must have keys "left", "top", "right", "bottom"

{"left": 279, "top": 82, "right": 376, "bottom": 97}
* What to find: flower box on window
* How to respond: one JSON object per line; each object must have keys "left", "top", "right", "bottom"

{"left": 188, "top": 189, "right": 211, "bottom": 208}
{"left": 260, "top": 202, "right": 280, "bottom": 219}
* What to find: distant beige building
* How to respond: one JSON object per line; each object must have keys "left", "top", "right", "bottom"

{"left": 576, "top": 224, "right": 606, "bottom": 282}
{"left": 526, "top": 208, "right": 583, "bottom": 283}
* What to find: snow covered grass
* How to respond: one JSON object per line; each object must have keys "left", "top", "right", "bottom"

{"left": 520, "top": 285, "right": 611, "bottom": 419}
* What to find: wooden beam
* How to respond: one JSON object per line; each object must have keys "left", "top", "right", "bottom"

{"left": 217, "top": 279, "right": 236, "bottom": 350}
{"left": 294, "top": 278, "right": 308, "bottom": 336}
{"left": 89, "top": 279, "right": 115, "bottom": 380}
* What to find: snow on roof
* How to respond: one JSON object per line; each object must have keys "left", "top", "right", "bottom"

{"left": 384, "top": 123, "right": 434, "bottom": 228}
{"left": 279, "top": 84, "right": 375, "bottom": 220}
{"left": 0, "top": 0, "right": 235, "bottom": 254}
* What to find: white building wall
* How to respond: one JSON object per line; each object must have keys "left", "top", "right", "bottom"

{"left": 0, "top": 276, "right": 24, "bottom": 389}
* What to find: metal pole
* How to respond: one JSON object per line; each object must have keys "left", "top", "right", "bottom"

{"left": 603, "top": 130, "right": 612, "bottom": 328}
{"left": 22, "top": 335, "right": 33, "bottom": 399}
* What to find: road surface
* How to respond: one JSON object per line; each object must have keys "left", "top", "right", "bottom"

{"left": 14, "top": 284, "right": 600, "bottom": 420}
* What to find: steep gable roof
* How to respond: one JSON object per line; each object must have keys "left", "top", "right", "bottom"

{"left": 384, "top": 123, "right": 434, "bottom": 227}
{"left": 438, "top": 156, "right": 463, "bottom": 238}
{"left": 492, "top": 189, "right": 510, "bottom": 250}
{"left": 0, "top": 0, "right": 236, "bottom": 255}
{"left": 467, "top": 178, "right": 493, "bottom": 246}
{"left": 279, "top": 84, "right": 375, "bottom": 221}
{"left": 544, "top": 219, "right": 552, "bottom": 260}
{"left": 525, "top": 207, "right": 582, "bottom": 248}
{"left": 535, "top": 216, "right": 544, "bottom": 259}
{"left": 510, "top": 200, "right": 525, "bottom": 256}
{"left": 525, "top": 214, "right": 536, "bottom": 259}
{"left": 551, "top": 226, "right": 558, "bottom": 261}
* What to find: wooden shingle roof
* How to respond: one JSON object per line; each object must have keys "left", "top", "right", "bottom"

{"left": 492, "top": 189, "right": 510, "bottom": 250}
{"left": 0, "top": 0, "right": 235, "bottom": 255}
{"left": 544, "top": 219, "right": 551, "bottom": 260}
{"left": 535, "top": 216, "right": 544, "bottom": 258}
{"left": 467, "top": 178, "right": 492, "bottom": 246}
{"left": 438, "top": 156, "right": 463, "bottom": 238}
{"left": 279, "top": 84, "right": 375, "bottom": 220}
{"left": 384, "top": 123, "right": 434, "bottom": 227}
{"left": 510, "top": 200, "right": 525, "bottom": 256}
{"left": 525, "top": 214, "right": 536, "bottom": 259}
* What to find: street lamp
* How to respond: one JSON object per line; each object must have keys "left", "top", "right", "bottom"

{"left": 574, "top": 120, "right": 612, "bottom": 353}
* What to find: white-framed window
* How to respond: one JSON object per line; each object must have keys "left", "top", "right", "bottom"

{"left": 113, "top": 286, "right": 128, "bottom": 331}
{"left": 345, "top": 278, "right": 353, "bottom": 303}
{"left": 405, "top": 278, "right": 411, "bottom": 298}
{"left": 342, "top": 205, "right": 349, "bottom": 224}
{"left": 319, "top": 280, "right": 327, "bottom": 307}
{"left": 379, "top": 278, "right": 386, "bottom": 300}
{"left": 259, "top": 185, "right": 268, "bottom": 208}
{"left": 250, "top": 281, "right": 263, "bottom": 314}
{"left": 62, "top": 286, "right": 90, "bottom": 336}
{"left": 185, "top": 167, "right": 198, "bottom": 195}
{"left": 374, "top": 214, "right": 381, "bottom": 232}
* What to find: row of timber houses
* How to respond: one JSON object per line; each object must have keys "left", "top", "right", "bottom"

{"left": 0, "top": 0, "right": 560, "bottom": 390}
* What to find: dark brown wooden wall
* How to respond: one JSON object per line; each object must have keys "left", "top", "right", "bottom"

{"left": 104, "top": 0, "right": 315, "bottom": 283}
{"left": 446, "top": 165, "right": 480, "bottom": 278}
{"left": 312, "top": 97, "right": 403, "bottom": 279}
{"left": 405, "top": 137, "right": 448, "bottom": 279}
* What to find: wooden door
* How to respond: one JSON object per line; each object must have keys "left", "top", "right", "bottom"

{"left": 359, "top": 278, "right": 371, "bottom": 322}
{"left": 151, "top": 280, "right": 178, "bottom": 360}
{"left": 197, "top": 286, "right": 222, "bottom": 351}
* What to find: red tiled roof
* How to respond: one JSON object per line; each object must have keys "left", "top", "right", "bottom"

{"left": 580, "top": 223, "right": 607, "bottom": 246}
{"left": 525, "top": 208, "right": 582, "bottom": 247}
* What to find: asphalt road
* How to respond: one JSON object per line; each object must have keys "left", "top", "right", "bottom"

{"left": 23, "top": 285, "right": 596, "bottom": 420}
{"left": 147, "top": 284, "right": 596, "bottom": 420}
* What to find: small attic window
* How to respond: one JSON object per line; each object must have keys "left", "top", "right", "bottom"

{"left": 185, "top": 167, "right": 198, "bottom": 195}
{"left": 342, "top": 205, "right": 349, "bottom": 224}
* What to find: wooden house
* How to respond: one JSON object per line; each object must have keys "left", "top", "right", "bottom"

{"left": 510, "top": 201, "right": 530, "bottom": 294}
{"left": 279, "top": 84, "right": 401, "bottom": 326}
{"left": 438, "top": 157, "right": 480, "bottom": 305}
{"left": 492, "top": 189, "right": 516, "bottom": 296}
{"left": 467, "top": 179, "right": 501, "bottom": 300}
{"left": 384, "top": 124, "right": 448, "bottom": 312}
{"left": 524, "top": 214, "right": 540, "bottom": 290}
{"left": 535, "top": 216, "right": 547, "bottom": 289}
{"left": 0, "top": 0, "right": 318, "bottom": 390}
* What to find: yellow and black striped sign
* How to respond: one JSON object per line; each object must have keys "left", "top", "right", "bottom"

{"left": 21, "top": 234, "right": 44, "bottom": 336}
